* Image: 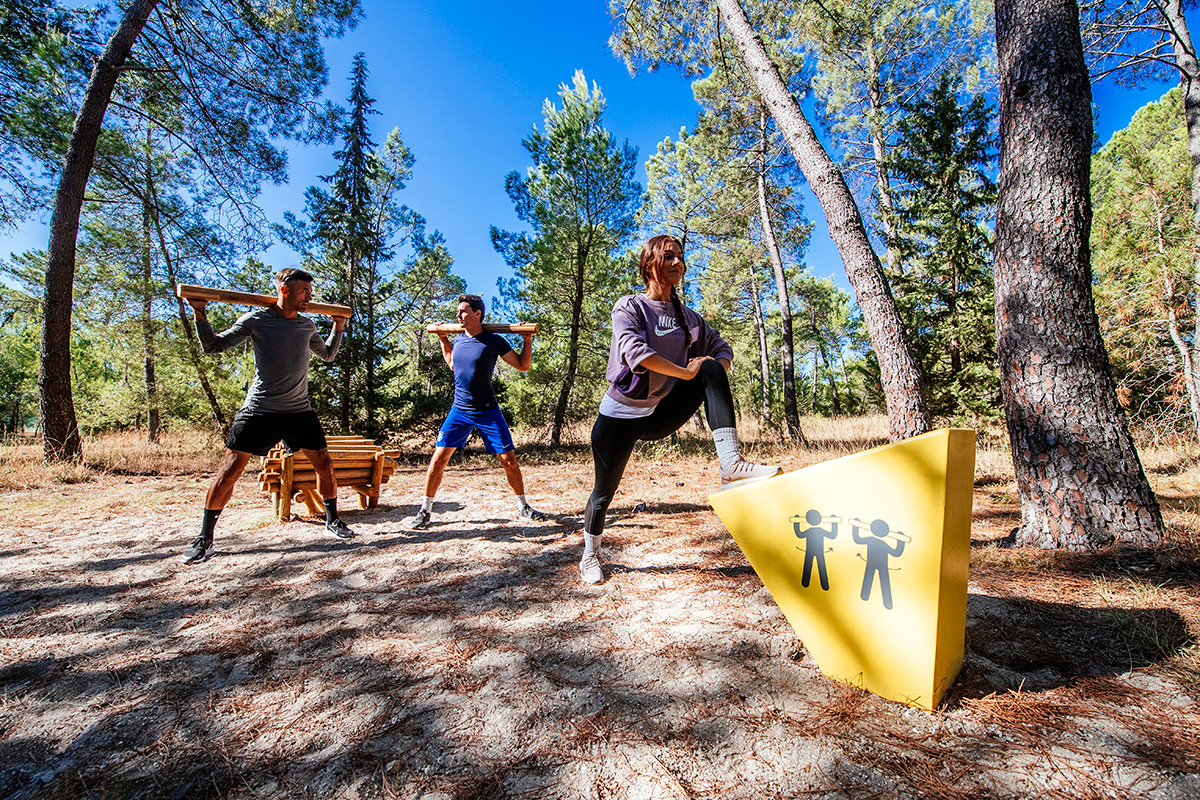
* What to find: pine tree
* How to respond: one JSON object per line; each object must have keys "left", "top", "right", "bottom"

{"left": 887, "top": 75, "right": 998, "bottom": 419}
{"left": 995, "top": 0, "right": 1164, "bottom": 548}
{"left": 492, "top": 71, "right": 642, "bottom": 447}
{"left": 1091, "top": 87, "right": 1199, "bottom": 440}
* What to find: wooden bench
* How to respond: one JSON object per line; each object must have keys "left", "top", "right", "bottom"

{"left": 257, "top": 435, "right": 398, "bottom": 521}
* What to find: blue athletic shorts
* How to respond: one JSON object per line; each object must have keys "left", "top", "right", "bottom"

{"left": 435, "top": 406, "right": 515, "bottom": 454}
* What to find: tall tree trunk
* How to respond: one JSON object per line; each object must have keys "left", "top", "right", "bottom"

{"left": 865, "top": 36, "right": 900, "bottom": 281}
{"left": 1153, "top": 194, "right": 1200, "bottom": 439}
{"left": 994, "top": 0, "right": 1164, "bottom": 548}
{"left": 141, "top": 146, "right": 160, "bottom": 443}
{"left": 339, "top": 257, "right": 353, "bottom": 435}
{"left": 819, "top": 344, "right": 841, "bottom": 415}
{"left": 144, "top": 172, "right": 227, "bottom": 432}
{"left": 40, "top": 0, "right": 159, "bottom": 461}
{"left": 1158, "top": 0, "right": 1200, "bottom": 441}
{"left": 747, "top": 268, "right": 771, "bottom": 422}
{"left": 715, "top": 0, "right": 929, "bottom": 441}
{"left": 365, "top": 267, "right": 377, "bottom": 431}
{"left": 757, "top": 112, "right": 804, "bottom": 443}
{"left": 552, "top": 241, "right": 588, "bottom": 448}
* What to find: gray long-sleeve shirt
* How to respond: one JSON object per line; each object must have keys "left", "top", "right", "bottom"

{"left": 605, "top": 294, "right": 733, "bottom": 409}
{"left": 196, "top": 308, "right": 343, "bottom": 412}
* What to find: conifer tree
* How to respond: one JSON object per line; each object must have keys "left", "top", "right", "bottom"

{"left": 492, "top": 71, "right": 642, "bottom": 447}
{"left": 887, "top": 75, "right": 999, "bottom": 418}
{"left": 995, "top": 0, "right": 1164, "bottom": 548}
{"left": 1092, "top": 87, "right": 1199, "bottom": 440}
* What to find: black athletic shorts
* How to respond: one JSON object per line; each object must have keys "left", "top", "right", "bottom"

{"left": 225, "top": 408, "right": 328, "bottom": 456}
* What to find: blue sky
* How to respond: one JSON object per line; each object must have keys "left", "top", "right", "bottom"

{"left": 2, "top": 0, "right": 1191, "bottom": 304}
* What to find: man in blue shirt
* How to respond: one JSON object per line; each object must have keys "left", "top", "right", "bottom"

{"left": 408, "top": 294, "right": 546, "bottom": 529}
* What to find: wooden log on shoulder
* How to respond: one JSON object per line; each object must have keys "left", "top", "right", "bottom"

{"left": 176, "top": 283, "right": 352, "bottom": 318}
{"left": 426, "top": 322, "right": 540, "bottom": 335}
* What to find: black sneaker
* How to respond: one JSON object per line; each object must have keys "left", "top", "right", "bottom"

{"left": 181, "top": 536, "right": 214, "bottom": 565}
{"left": 407, "top": 508, "right": 431, "bottom": 530}
{"left": 518, "top": 505, "right": 547, "bottom": 522}
{"left": 326, "top": 518, "right": 356, "bottom": 540}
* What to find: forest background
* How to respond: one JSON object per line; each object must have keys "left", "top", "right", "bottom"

{"left": 1, "top": 0, "right": 1198, "bottom": 512}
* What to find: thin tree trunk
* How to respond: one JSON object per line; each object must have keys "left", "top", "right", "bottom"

{"left": 365, "top": 267, "right": 377, "bottom": 431}
{"left": 757, "top": 112, "right": 803, "bottom": 443}
{"left": 144, "top": 171, "right": 227, "bottom": 431}
{"left": 811, "top": 349, "right": 820, "bottom": 413}
{"left": 747, "top": 268, "right": 771, "bottom": 422}
{"left": 1158, "top": 0, "right": 1200, "bottom": 441}
{"left": 994, "top": 0, "right": 1164, "bottom": 548}
{"left": 552, "top": 241, "right": 588, "bottom": 448}
{"left": 1152, "top": 193, "right": 1200, "bottom": 439}
{"left": 40, "top": 0, "right": 159, "bottom": 460}
{"left": 141, "top": 144, "right": 160, "bottom": 443}
{"left": 715, "top": 0, "right": 929, "bottom": 441}
{"left": 819, "top": 343, "right": 841, "bottom": 414}
{"left": 339, "top": 256, "right": 353, "bottom": 434}
{"left": 865, "top": 36, "right": 900, "bottom": 281}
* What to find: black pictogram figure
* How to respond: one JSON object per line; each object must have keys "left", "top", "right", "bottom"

{"left": 850, "top": 518, "right": 911, "bottom": 610}
{"left": 791, "top": 509, "right": 840, "bottom": 590}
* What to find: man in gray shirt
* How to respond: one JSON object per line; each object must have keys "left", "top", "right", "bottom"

{"left": 181, "top": 268, "right": 353, "bottom": 565}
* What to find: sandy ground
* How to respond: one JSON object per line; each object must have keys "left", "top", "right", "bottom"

{"left": 1, "top": 451, "right": 1199, "bottom": 799}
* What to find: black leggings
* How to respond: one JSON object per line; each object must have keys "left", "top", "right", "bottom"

{"left": 583, "top": 360, "right": 735, "bottom": 537}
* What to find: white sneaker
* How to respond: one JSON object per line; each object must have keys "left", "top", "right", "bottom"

{"left": 579, "top": 553, "right": 604, "bottom": 584}
{"left": 720, "top": 458, "right": 782, "bottom": 490}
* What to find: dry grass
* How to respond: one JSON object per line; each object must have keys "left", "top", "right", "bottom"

{"left": 0, "top": 428, "right": 224, "bottom": 491}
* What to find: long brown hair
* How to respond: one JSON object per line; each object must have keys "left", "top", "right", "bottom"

{"left": 638, "top": 235, "right": 692, "bottom": 351}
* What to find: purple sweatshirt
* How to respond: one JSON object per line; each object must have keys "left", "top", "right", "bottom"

{"left": 604, "top": 294, "right": 734, "bottom": 410}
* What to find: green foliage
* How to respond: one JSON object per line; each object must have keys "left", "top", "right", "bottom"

{"left": 492, "top": 71, "right": 642, "bottom": 444}
{"left": 0, "top": 0, "right": 94, "bottom": 226}
{"left": 1091, "top": 87, "right": 1198, "bottom": 437}
{"left": 279, "top": 54, "right": 462, "bottom": 439}
{"left": 887, "top": 74, "right": 998, "bottom": 419}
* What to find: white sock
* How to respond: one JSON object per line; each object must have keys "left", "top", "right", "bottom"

{"left": 421, "top": 496, "right": 434, "bottom": 512}
{"left": 583, "top": 533, "right": 600, "bottom": 557}
{"left": 516, "top": 493, "right": 529, "bottom": 510}
{"left": 712, "top": 426, "right": 740, "bottom": 472}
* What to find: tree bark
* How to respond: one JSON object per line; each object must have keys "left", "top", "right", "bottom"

{"left": 865, "top": 36, "right": 900, "bottom": 281}
{"left": 141, "top": 145, "right": 160, "bottom": 443}
{"left": 715, "top": 0, "right": 929, "bottom": 440}
{"left": 144, "top": 169, "right": 228, "bottom": 432}
{"left": 747, "top": 268, "right": 771, "bottom": 422}
{"left": 757, "top": 113, "right": 803, "bottom": 443}
{"left": 40, "top": 0, "right": 159, "bottom": 461}
{"left": 994, "top": 0, "right": 1164, "bottom": 548}
{"left": 552, "top": 238, "right": 589, "bottom": 448}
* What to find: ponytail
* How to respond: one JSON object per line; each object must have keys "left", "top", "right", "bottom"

{"left": 669, "top": 285, "right": 693, "bottom": 352}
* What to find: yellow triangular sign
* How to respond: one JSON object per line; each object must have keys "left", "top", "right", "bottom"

{"left": 709, "top": 428, "right": 975, "bottom": 710}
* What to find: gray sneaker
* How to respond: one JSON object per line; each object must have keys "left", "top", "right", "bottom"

{"left": 408, "top": 508, "right": 431, "bottom": 530}
{"left": 181, "top": 535, "right": 214, "bottom": 565}
{"left": 579, "top": 553, "right": 603, "bottom": 584}
{"left": 518, "top": 504, "right": 547, "bottom": 522}
{"left": 719, "top": 459, "right": 782, "bottom": 490}
{"left": 326, "top": 518, "right": 356, "bottom": 540}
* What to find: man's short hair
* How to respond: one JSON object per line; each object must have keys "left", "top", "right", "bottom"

{"left": 275, "top": 267, "right": 314, "bottom": 289}
{"left": 458, "top": 293, "right": 485, "bottom": 319}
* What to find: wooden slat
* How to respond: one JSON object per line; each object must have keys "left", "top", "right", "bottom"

{"left": 176, "top": 283, "right": 352, "bottom": 318}
{"left": 426, "top": 322, "right": 539, "bottom": 335}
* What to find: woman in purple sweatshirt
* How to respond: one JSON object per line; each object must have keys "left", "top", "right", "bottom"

{"left": 579, "top": 235, "right": 780, "bottom": 584}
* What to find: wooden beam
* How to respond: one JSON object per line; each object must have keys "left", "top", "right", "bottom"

{"left": 425, "top": 322, "right": 540, "bottom": 335}
{"left": 176, "top": 283, "right": 353, "bottom": 318}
